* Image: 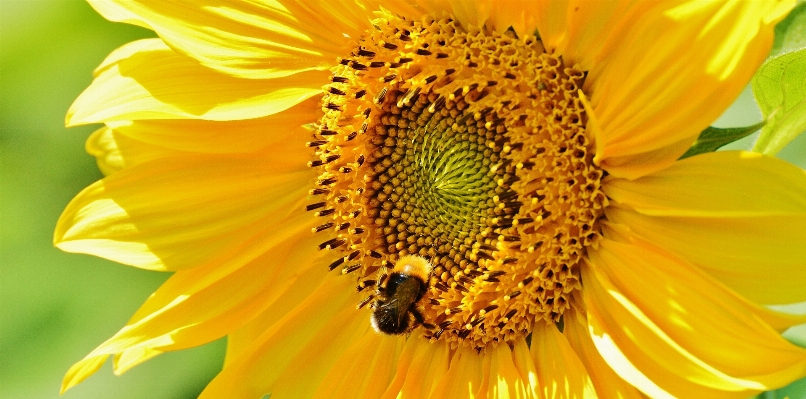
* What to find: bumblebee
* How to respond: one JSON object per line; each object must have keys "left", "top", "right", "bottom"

{"left": 371, "top": 255, "right": 433, "bottom": 335}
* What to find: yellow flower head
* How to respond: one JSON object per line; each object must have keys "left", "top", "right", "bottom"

{"left": 57, "top": 1, "right": 806, "bottom": 398}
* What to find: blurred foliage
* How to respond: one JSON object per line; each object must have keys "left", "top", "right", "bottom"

{"left": 752, "top": 49, "right": 806, "bottom": 155}
{"left": 1, "top": 1, "right": 805, "bottom": 399}
{"left": 772, "top": 1, "right": 806, "bottom": 57}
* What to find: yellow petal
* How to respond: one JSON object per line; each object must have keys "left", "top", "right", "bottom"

{"left": 287, "top": 0, "right": 377, "bottom": 37}
{"left": 223, "top": 240, "right": 329, "bottom": 365}
{"left": 376, "top": 0, "right": 520, "bottom": 32}
{"left": 592, "top": 132, "right": 696, "bottom": 181}
{"left": 104, "top": 98, "right": 317, "bottom": 154}
{"left": 605, "top": 151, "right": 806, "bottom": 304}
{"left": 313, "top": 331, "right": 404, "bottom": 399}
{"left": 54, "top": 140, "right": 314, "bottom": 270}
{"left": 583, "top": 237, "right": 806, "bottom": 397}
{"left": 531, "top": 322, "right": 595, "bottom": 399}
{"left": 488, "top": 0, "right": 538, "bottom": 36}
{"left": 510, "top": 339, "right": 539, "bottom": 398}
{"left": 563, "top": 308, "right": 645, "bottom": 399}
{"left": 381, "top": 338, "right": 452, "bottom": 399}
{"left": 66, "top": 38, "right": 326, "bottom": 125}
{"left": 602, "top": 222, "right": 806, "bottom": 333}
{"left": 484, "top": 341, "right": 536, "bottom": 399}
{"left": 530, "top": 0, "right": 568, "bottom": 54}
{"left": 112, "top": 347, "right": 162, "bottom": 375}
{"left": 87, "top": 0, "right": 368, "bottom": 79}
{"left": 425, "top": 342, "right": 537, "bottom": 399}
{"left": 383, "top": 0, "right": 488, "bottom": 29}
{"left": 59, "top": 211, "right": 325, "bottom": 392}
{"left": 444, "top": 0, "right": 492, "bottom": 29}
{"left": 589, "top": 1, "right": 792, "bottom": 179}
{"left": 361, "top": 0, "right": 425, "bottom": 22}
{"left": 492, "top": 339, "right": 539, "bottom": 399}
{"left": 61, "top": 356, "right": 107, "bottom": 394}
{"left": 605, "top": 151, "right": 806, "bottom": 216}
{"left": 117, "top": 219, "right": 323, "bottom": 364}
{"left": 199, "top": 276, "right": 366, "bottom": 399}
{"left": 429, "top": 347, "right": 485, "bottom": 399}
{"left": 89, "top": 97, "right": 317, "bottom": 174}
{"left": 86, "top": 126, "right": 187, "bottom": 175}
{"left": 549, "top": 1, "right": 645, "bottom": 73}
{"left": 475, "top": 348, "right": 494, "bottom": 399}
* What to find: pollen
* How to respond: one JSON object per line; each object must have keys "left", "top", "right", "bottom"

{"left": 305, "top": 13, "right": 607, "bottom": 349}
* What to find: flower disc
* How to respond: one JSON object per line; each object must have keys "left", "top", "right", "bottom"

{"left": 307, "top": 13, "right": 607, "bottom": 349}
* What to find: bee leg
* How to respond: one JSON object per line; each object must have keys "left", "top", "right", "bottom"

{"left": 411, "top": 308, "right": 434, "bottom": 330}
{"left": 376, "top": 272, "right": 389, "bottom": 294}
{"left": 357, "top": 294, "right": 375, "bottom": 309}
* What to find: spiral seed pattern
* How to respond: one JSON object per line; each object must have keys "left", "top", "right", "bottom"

{"left": 306, "top": 13, "right": 607, "bottom": 349}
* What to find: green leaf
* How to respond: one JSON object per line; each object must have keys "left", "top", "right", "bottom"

{"left": 679, "top": 122, "right": 764, "bottom": 159}
{"left": 771, "top": 1, "right": 806, "bottom": 57}
{"left": 751, "top": 49, "right": 806, "bottom": 155}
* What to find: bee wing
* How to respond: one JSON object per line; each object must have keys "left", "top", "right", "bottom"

{"left": 377, "top": 298, "right": 402, "bottom": 327}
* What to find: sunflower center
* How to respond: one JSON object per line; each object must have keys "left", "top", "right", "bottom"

{"left": 306, "top": 14, "right": 607, "bottom": 349}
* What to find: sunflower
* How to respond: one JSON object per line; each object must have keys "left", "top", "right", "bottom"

{"left": 56, "top": 0, "right": 806, "bottom": 398}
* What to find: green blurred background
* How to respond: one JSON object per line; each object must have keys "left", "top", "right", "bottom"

{"left": 0, "top": 1, "right": 805, "bottom": 398}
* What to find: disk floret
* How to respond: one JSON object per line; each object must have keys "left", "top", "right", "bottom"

{"left": 306, "top": 13, "right": 607, "bottom": 349}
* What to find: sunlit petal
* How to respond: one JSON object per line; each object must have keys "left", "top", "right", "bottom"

{"left": 312, "top": 330, "right": 404, "bottom": 399}
{"left": 531, "top": 321, "right": 595, "bottom": 399}
{"left": 591, "top": 1, "right": 791, "bottom": 179}
{"left": 87, "top": 0, "right": 370, "bottom": 79}
{"left": 381, "top": 338, "right": 452, "bottom": 399}
{"left": 429, "top": 348, "right": 485, "bottom": 399}
{"left": 67, "top": 39, "right": 325, "bottom": 125}
{"left": 605, "top": 151, "right": 806, "bottom": 304}
{"left": 55, "top": 142, "right": 314, "bottom": 270}
{"left": 199, "top": 276, "right": 366, "bottom": 398}
{"left": 584, "top": 237, "right": 806, "bottom": 397}
{"left": 563, "top": 308, "right": 645, "bottom": 399}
